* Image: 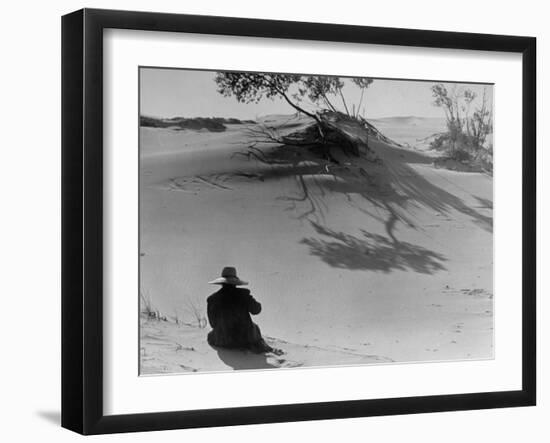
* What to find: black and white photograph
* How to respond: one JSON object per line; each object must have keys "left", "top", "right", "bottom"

{"left": 139, "top": 68, "right": 494, "bottom": 375}
{"left": 1, "top": 0, "right": 543, "bottom": 439}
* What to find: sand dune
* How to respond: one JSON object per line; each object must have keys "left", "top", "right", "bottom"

{"left": 140, "top": 314, "right": 390, "bottom": 374}
{"left": 139, "top": 114, "right": 493, "bottom": 375}
{"left": 369, "top": 116, "right": 446, "bottom": 150}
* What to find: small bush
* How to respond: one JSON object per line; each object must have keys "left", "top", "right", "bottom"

{"left": 140, "top": 292, "right": 159, "bottom": 319}
{"left": 430, "top": 84, "right": 493, "bottom": 171}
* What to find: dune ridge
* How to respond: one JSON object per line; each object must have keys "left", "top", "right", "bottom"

{"left": 139, "top": 113, "right": 493, "bottom": 375}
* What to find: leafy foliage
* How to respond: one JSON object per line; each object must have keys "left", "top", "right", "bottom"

{"left": 351, "top": 77, "right": 374, "bottom": 89}
{"left": 214, "top": 72, "right": 374, "bottom": 120}
{"left": 215, "top": 73, "right": 302, "bottom": 104}
{"left": 301, "top": 76, "right": 344, "bottom": 112}
{"left": 214, "top": 72, "right": 376, "bottom": 158}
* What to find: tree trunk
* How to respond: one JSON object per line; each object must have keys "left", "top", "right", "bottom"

{"left": 338, "top": 89, "right": 350, "bottom": 116}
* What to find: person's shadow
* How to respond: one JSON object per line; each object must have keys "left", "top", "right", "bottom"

{"left": 214, "top": 347, "right": 278, "bottom": 370}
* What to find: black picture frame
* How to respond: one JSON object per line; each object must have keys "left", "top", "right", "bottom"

{"left": 61, "top": 8, "right": 536, "bottom": 435}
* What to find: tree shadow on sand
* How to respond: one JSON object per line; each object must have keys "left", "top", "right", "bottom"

{"left": 232, "top": 135, "right": 492, "bottom": 237}
{"left": 301, "top": 221, "right": 447, "bottom": 274}
{"left": 316, "top": 143, "right": 493, "bottom": 236}
{"left": 474, "top": 195, "right": 493, "bottom": 210}
{"left": 225, "top": 121, "right": 491, "bottom": 276}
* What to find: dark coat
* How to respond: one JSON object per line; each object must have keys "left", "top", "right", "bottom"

{"left": 207, "top": 285, "right": 268, "bottom": 350}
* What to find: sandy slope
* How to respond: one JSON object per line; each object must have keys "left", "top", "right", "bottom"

{"left": 139, "top": 115, "right": 493, "bottom": 374}
{"left": 140, "top": 314, "right": 390, "bottom": 374}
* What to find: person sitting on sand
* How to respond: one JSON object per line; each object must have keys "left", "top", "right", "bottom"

{"left": 206, "top": 267, "right": 274, "bottom": 354}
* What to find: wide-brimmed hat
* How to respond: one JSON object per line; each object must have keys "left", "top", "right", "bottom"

{"left": 208, "top": 266, "right": 248, "bottom": 286}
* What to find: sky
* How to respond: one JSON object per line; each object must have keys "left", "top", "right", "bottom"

{"left": 140, "top": 68, "right": 493, "bottom": 120}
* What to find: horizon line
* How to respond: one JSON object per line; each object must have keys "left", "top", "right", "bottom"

{"left": 139, "top": 112, "right": 447, "bottom": 121}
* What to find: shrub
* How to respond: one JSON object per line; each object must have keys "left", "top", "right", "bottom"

{"left": 430, "top": 84, "right": 493, "bottom": 170}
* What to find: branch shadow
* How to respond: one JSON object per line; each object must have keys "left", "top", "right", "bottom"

{"left": 233, "top": 136, "right": 492, "bottom": 235}
{"left": 379, "top": 158, "right": 493, "bottom": 233}
{"left": 301, "top": 222, "right": 447, "bottom": 274}
{"left": 474, "top": 195, "right": 493, "bottom": 210}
